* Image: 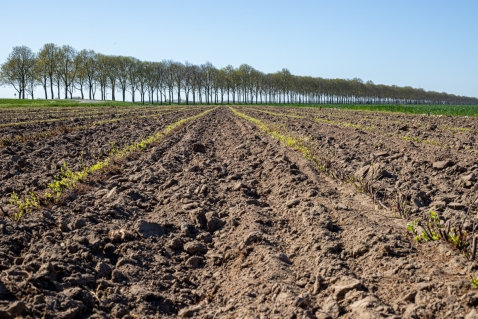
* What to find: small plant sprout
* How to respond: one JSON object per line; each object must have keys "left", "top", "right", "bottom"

{"left": 471, "top": 276, "right": 478, "bottom": 289}
{"left": 393, "top": 191, "right": 410, "bottom": 218}
{"left": 9, "top": 191, "right": 40, "bottom": 221}
{"left": 407, "top": 210, "right": 471, "bottom": 254}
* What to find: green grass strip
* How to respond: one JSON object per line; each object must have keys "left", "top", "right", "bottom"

{"left": 259, "top": 103, "right": 478, "bottom": 117}
{"left": 314, "top": 118, "right": 375, "bottom": 131}
{"left": 243, "top": 107, "right": 305, "bottom": 119}
{"left": 244, "top": 106, "right": 375, "bottom": 131}
{"left": 0, "top": 98, "right": 176, "bottom": 108}
{"left": 230, "top": 107, "right": 328, "bottom": 170}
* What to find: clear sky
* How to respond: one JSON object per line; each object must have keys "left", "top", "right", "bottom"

{"left": 0, "top": 0, "right": 477, "bottom": 99}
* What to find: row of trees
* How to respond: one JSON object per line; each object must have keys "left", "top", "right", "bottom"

{"left": 1, "top": 44, "right": 477, "bottom": 105}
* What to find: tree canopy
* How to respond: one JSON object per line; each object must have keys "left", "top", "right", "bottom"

{"left": 1, "top": 43, "right": 477, "bottom": 105}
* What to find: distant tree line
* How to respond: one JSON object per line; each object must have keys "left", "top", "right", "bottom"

{"left": 1, "top": 44, "right": 477, "bottom": 105}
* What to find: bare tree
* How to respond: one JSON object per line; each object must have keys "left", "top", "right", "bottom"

{"left": 79, "top": 50, "right": 98, "bottom": 100}
{"left": 37, "top": 43, "right": 59, "bottom": 99}
{"left": 201, "top": 62, "right": 216, "bottom": 104}
{"left": 182, "top": 61, "right": 194, "bottom": 105}
{"left": 145, "top": 62, "right": 159, "bottom": 103}
{"left": 95, "top": 54, "right": 109, "bottom": 100}
{"left": 116, "top": 56, "right": 131, "bottom": 102}
{"left": 222, "top": 65, "right": 235, "bottom": 104}
{"left": 127, "top": 58, "right": 140, "bottom": 102}
{"left": 57, "top": 45, "right": 78, "bottom": 99}
{"left": 190, "top": 65, "right": 203, "bottom": 104}
{"left": 164, "top": 60, "right": 175, "bottom": 104}
{"left": 24, "top": 64, "right": 39, "bottom": 99}
{"left": 153, "top": 61, "right": 167, "bottom": 104}
{"left": 105, "top": 56, "right": 119, "bottom": 101}
{"left": 136, "top": 62, "right": 148, "bottom": 104}
{"left": 170, "top": 61, "right": 185, "bottom": 104}
{"left": 0, "top": 46, "right": 36, "bottom": 99}
{"left": 74, "top": 50, "right": 92, "bottom": 99}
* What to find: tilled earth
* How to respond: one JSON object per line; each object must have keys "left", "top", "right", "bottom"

{"left": 1, "top": 107, "right": 478, "bottom": 318}
{"left": 0, "top": 107, "right": 200, "bottom": 199}
{"left": 238, "top": 107, "right": 478, "bottom": 221}
{"left": 254, "top": 106, "right": 478, "bottom": 152}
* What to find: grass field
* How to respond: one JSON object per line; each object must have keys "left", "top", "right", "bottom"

{"left": 0, "top": 99, "right": 159, "bottom": 108}
{"left": 2, "top": 99, "right": 478, "bottom": 116}
{"left": 318, "top": 103, "right": 478, "bottom": 117}
{"left": 259, "top": 103, "right": 478, "bottom": 117}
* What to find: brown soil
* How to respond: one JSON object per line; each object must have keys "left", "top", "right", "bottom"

{"left": 0, "top": 108, "right": 202, "bottom": 202}
{"left": 240, "top": 107, "right": 478, "bottom": 215}
{"left": 0, "top": 107, "right": 187, "bottom": 133}
{"left": 253, "top": 106, "right": 478, "bottom": 152}
{"left": 0, "top": 107, "right": 478, "bottom": 318}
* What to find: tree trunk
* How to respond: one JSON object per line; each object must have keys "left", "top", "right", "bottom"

{"left": 50, "top": 76, "right": 54, "bottom": 99}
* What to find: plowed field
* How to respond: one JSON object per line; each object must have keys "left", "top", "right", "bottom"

{"left": 1, "top": 106, "right": 477, "bottom": 319}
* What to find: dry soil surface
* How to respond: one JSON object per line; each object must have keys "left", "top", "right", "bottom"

{"left": 1, "top": 107, "right": 478, "bottom": 319}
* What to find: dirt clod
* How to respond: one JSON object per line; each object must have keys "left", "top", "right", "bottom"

{"left": 433, "top": 160, "right": 453, "bottom": 170}
{"left": 184, "top": 241, "right": 207, "bottom": 255}
{"left": 134, "top": 219, "right": 164, "bottom": 238}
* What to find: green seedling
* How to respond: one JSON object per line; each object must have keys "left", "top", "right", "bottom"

{"left": 109, "top": 141, "right": 119, "bottom": 155}
{"left": 9, "top": 191, "right": 40, "bottom": 221}
{"left": 408, "top": 210, "right": 469, "bottom": 251}
{"left": 472, "top": 277, "right": 478, "bottom": 289}
{"left": 423, "top": 139, "right": 441, "bottom": 146}
{"left": 402, "top": 135, "right": 421, "bottom": 143}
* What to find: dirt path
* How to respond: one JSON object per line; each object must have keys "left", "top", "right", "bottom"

{"left": 0, "top": 107, "right": 477, "bottom": 318}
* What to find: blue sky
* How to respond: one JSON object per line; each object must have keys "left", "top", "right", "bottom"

{"left": 0, "top": 0, "right": 477, "bottom": 99}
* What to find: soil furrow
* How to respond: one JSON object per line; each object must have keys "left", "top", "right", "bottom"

{"left": 228, "top": 108, "right": 478, "bottom": 318}
{"left": 239, "top": 107, "right": 478, "bottom": 219}
{"left": 0, "top": 107, "right": 187, "bottom": 136}
{"left": 0, "top": 108, "right": 206, "bottom": 206}
{"left": 0, "top": 108, "right": 189, "bottom": 149}
{"left": 0, "top": 107, "right": 180, "bottom": 124}
{"left": 251, "top": 106, "right": 478, "bottom": 152}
